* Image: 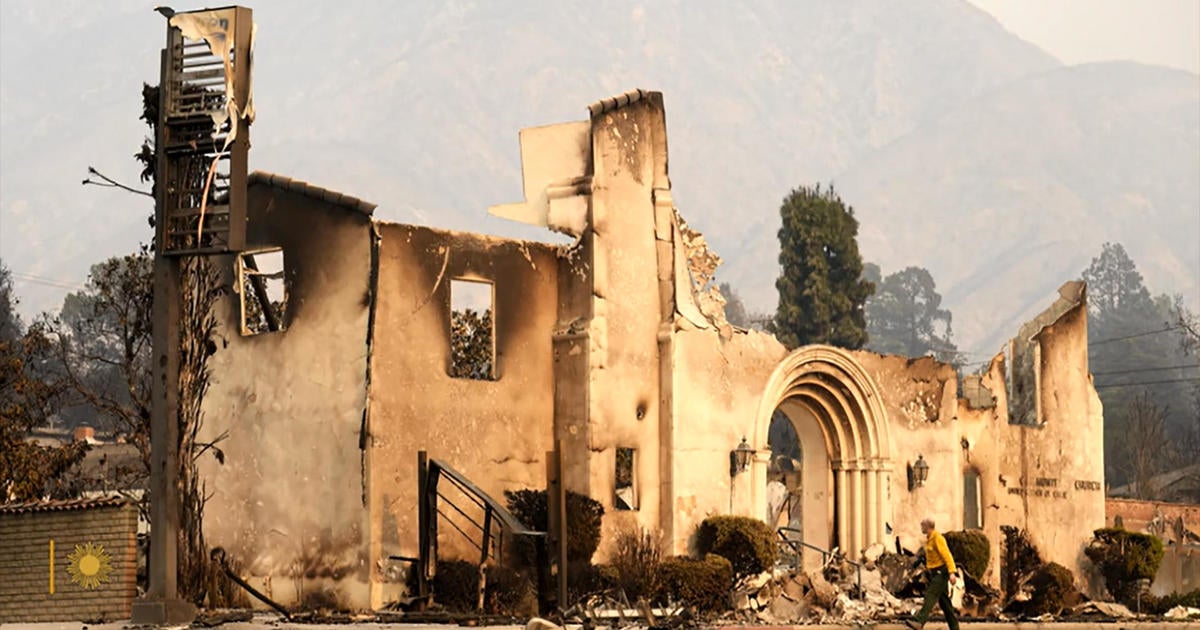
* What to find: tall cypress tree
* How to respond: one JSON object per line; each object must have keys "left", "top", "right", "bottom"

{"left": 773, "top": 184, "right": 873, "bottom": 349}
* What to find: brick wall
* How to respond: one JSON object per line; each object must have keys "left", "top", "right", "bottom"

{"left": 0, "top": 498, "right": 138, "bottom": 623}
{"left": 1106, "top": 498, "right": 1200, "bottom": 535}
{"left": 1106, "top": 498, "right": 1200, "bottom": 596}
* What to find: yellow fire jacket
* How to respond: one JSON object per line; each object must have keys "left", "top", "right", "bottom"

{"left": 924, "top": 530, "right": 957, "bottom": 574}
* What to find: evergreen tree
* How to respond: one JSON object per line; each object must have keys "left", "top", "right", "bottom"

{"left": 865, "top": 265, "right": 959, "bottom": 363}
{"left": 0, "top": 260, "right": 21, "bottom": 343}
{"left": 719, "top": 282, "right": 750, "bottom": 328}
{"left": 1083, "top": 242, "right": 1198, "bottom": 489}
{"left": 862, "top": 262, "right": 882, "bottom": 287}
{"left": 1082, "top": 242, "right": 1155, "bottom": 328}
{"left": 772, "top": 184, "right": 873, "bottom": 349}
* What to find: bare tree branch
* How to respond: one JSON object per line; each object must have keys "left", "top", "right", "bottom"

{"left": 81, "top": 166, "right": 153, "bottom": 198}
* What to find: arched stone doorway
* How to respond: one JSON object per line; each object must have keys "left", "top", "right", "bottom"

{"left": 752, "top": 345, "right": 893, "bottom": 560}
{"left": 766, "top": 402, "right": 833, "bottom": 561}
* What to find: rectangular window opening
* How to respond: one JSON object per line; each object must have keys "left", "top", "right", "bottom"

{"left": 964, "top": 470, "right": 982, "bottom": 530}
{"left": 615, "top": 447, "right": 638, "bottom": 511}
{"left": 449, "top": 279, "right": 496, "bottom": 380}
{"left": 1007, "top": 338, "right": 1043, "bottom": 427}
{"left": 237, "top": 248, "right": 287, "bottom": 336}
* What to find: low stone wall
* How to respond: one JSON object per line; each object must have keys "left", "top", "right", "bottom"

{"left": 0, "top": 497, "right": 138, "bottom": 623}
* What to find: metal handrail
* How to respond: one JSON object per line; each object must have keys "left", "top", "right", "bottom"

{"left": 776, "top": 527, "right": 862, "bottom": 598}
{"left": 777, "top": 527, "right": 834, "bottom": 562}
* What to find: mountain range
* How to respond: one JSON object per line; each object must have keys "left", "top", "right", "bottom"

{"left": 1, "top": 0, "right": 1196, "bottom": 357}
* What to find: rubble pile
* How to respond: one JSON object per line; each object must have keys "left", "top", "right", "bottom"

{"left": 1164, "top": 605, "right": 1200, "bottom": 620}
{"left": 720, "top": 544, "right": 1018, "bottom": 625}
{"left": 1068, "top": 601, "right": 1135, "bottom": 620}
{"left": 731, "top": 554, "right": 921, "bottom": 624}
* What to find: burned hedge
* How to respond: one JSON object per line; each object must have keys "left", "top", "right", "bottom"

{"left": 1084, "top": 527, "right": 1164, "bottom": 604}
{"left": 1001, "top": 525, "right": 1043, "bottom": 600}
{"left": 695, "top": 515, "right": 777, "bottom": 579}
{"left": 1025, "top": 562, "right": 1077, "bottom": 615}
{"left": 610, "top": 526, "right": 664, "bottom": 603}
{"left": 1148, "top": 588, "right": 1200, "bottom": 615}
{"left": 504, "top": 488, "right": 604, "bottom": 566}
{"left": 406, "top": 559, "right": 534, "bottom": 615}
{"left": 654, "top": 554, "right": 734, "bottom": 613}
{"left": 944, "top": 529, "right": 990, "bottom": 579}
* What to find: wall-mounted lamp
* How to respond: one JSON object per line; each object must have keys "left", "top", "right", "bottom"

{"left": 908, "top": 454, "right": 930, "bottom": 491}
{"left": 730, "top": 436, "right": 755, "bottom": 477}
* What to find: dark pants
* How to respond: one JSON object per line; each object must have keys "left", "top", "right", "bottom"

{"left": 915, "top": 566, "right": 959, "bottom": 630}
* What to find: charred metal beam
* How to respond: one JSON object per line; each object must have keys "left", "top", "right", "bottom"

{"left": 242, "top": 254, "right": 281, "bottom": 332}
{"left": 210, "top": 547, "right": 292, "bottom": 620}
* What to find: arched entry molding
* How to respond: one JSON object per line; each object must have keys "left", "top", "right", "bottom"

{"left": 752, "top": 345, "right": 893, "bottom": 557}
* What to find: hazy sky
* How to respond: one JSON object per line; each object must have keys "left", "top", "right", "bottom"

{"left": 1, "top": 0, "right": 1197, "bottom": 329}
{"left": 969, "top": 0, "right": 1200, "bottom": 74}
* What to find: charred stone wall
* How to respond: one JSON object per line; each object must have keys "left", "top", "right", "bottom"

{"left": 576, "top": 94, "right": 671, "bottom": 551}
{"left": 198, "top": 179, "right": 375, "bottom": 609}
{"left": 366, "top": 223, "right": 560, "bottom": 606}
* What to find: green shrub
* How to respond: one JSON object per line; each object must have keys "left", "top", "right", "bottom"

{"left": 1025, "top": 562, "right": 1076, "bottom": 615}
{"left": 944, "top": 529, "right": 990, "bottom": 579}
{"left": 419, "top": 559, "right": 480, "bottom": 612}
{"left": 505, "top": 489, "right": 605, "bottom": 566}
{"left": 1001, "top": 525, "right": 1043, "bottom": 600}
{"left": 1084, "top": 527, "right": 1164, "bottom": 604}
{"left": 695, "top": 515, "right": 777, "bottom": 579}
{"left": 567, "top": 561, "right": 619, "bottom": 602}
{"left": 1148, "top": 588, "right": 1200, "bottom": 615}
{"left": 654, "top": 554, "right": 734, "bottom": 612}
{"left": 610, "top": 526, "right": 664, "bottom": 602}
{"left": 404, "top": 559, "right": 533, "bottom": 614}
{"left": 483, "top": 564, "right": 535, "bottom": 615}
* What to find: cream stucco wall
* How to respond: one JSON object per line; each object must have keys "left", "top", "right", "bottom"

{"left": 854, "top": 354, "right": 962, "bottom": 554}
{"left": 365, "top": 223, "right": 561, "bottom": 605}
{"left": 994, "top": 292, "right": 1106, "bottom": 591}
{"left": 667, "top": 328, "right": 786, "bottom": 554}
{"left": 854, "top": 284, "right": 1104, "bottom": 590}
{"left": 582, "top": 97, "right": 669, "bottom": 548}
{"left": 199, "top": 184, "right": 375, "bottom": 609}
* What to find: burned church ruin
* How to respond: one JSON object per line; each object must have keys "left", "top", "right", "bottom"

{"left": 190, "top": 89, "right": 1105, "bottom": 609}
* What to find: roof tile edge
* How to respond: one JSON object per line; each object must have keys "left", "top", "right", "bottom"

{"left": 248, "top": 170, "right": 377, "bottom": 216}
{"left": 587, "top": 88, "right": 656, "bottom": 117}
{"left": 0, "top": 496, "right": 131, "bottom": 515}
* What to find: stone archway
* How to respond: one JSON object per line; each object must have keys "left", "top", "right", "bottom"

{"left": 751, "top": 345, "right": 893, "bottom": 558}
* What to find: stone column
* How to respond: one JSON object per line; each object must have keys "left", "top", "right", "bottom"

{"left": 865, "top": 461, "right": 878, "bottom": 549}
{"left": 849, "top": 462, "right": 863, "bottom": 555}
{"left": 745, "top": 450, "right": 771, "bottom": 519}
{"left": 835, "top": 464, "right": 848, "bottom": 553}
{"left": 878, "top": 460, "right": 888, "bottom": 540}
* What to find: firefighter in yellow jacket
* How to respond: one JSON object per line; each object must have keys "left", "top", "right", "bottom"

{"left": 905, "top": 518, "right": 960, "bottom": 630}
